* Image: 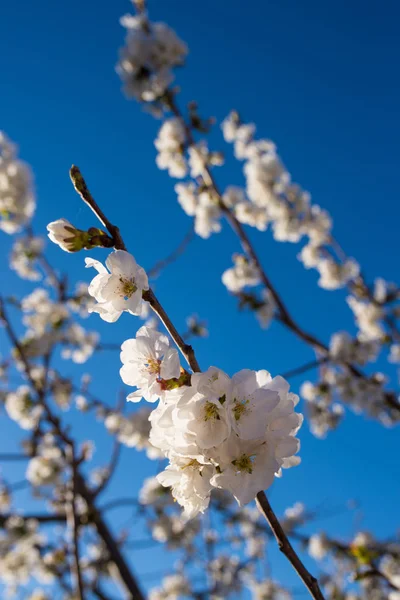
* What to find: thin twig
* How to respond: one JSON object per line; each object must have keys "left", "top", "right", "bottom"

{"left": 66, "top": 445, "right": 85, "bottom": 600}
{"left": 282, "top": 357, "right": 330, "bottom": 380}
{"left": 69, "top": 166, "right": 201, "bottom": 374}
{"left": 256, "top": 492, "right": 326, "bottom": 600}
{"left": 67, "top": 167, "right": 324, "bottom": 600}
{"left": 93, "top": 392, "right": 125, "bottom": 499}
{"left": 148, "top": 224, "right": 195, "bottom": 279}
{"left": 167, "top": 93, "right": 400, "bottom": 414}
{"left": 0, "top": 298, "right": 146, "bottom": 600}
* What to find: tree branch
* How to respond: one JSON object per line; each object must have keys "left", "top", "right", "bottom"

{"left": 166, "top": 92, "right": 400, "bottom": 414}
{"left": 0, "top": 298, "right": 146, "bottom": 600}
{"left": 148, "top": 224, "right": 195, "bottom": 279}
{"left": 256, "top": 491, "right": 326, "bottom": 600}
{"left": 282, "top": 357, "right": 330, "bottom": 380}
{"left": 67, "top": 166, "right": 325, "bottom": 600}
{"left": 66, "top": 445, "right": 85, "bottom": 600}
{"left": 69, "top": 166, "right": 201, "bottom": 374}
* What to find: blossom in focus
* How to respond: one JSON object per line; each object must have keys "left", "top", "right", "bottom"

{"left": 85, "top": 250, "right": 148, "bottom": 322}
{"left": 149, "top": 365, "right": 302, "bottom": 517}
{"left": 120, "top": 325, "right": 181, "bottom": 402}
{"left": 47, "top": 218, "right": 85, "bottom": 253}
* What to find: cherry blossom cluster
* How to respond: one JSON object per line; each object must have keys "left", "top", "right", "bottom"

{"left": 116, "top": 7, "right": 188, "bottom": 103}
{"left": 307, "top": 530, "right": 400, "bottom": 600}
{"left": 113, "top": 0, "right": 400, "bottom": 441}
{"left": 76, "top": 246, "right": 303, "bottom": 518}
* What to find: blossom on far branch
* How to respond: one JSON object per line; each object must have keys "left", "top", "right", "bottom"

{"left": 0, "top": 131, "right": 35, "bottom": 234}
{"left": 116, "top": 10, "right": 187, "bottom": 104}
{"left": 155, "top": 117, "right": 187, "bottom": 177}
{"left": 222, "top": 253, "right": 260, "bottom": 293}
{"left": 10, "top": 236, "right": 44, "bottom": 281}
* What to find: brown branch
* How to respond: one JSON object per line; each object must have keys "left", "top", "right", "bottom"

{"left": 69, "top": 166, "right": 201, "bottom": 374}
{"left": 148, "top": 224, "right": 195, "bottom": 279}
{"left": 70, "top": 166, "right": 127, "bottom": 251}
{"left": 166, "top": 93, "right": 400, "bottom": 415}
{"left": 67, "top": 167, "right": 326, "bottom": 600}
{"left": 256, "top": 492, "right": 326, "bottom": 600}
{"left": 0, "top": 298, "right": 145, "bottom": 600}
{"left": 93, "top": 391, "right": 125, "bottom": 499}
{"left": 282, "top": 357, "right": 330, "bottom": 380}
{"left": 0, "top": 513, "right": 66, "bottom": 525}
{"left": 66, "top": 445, "right": 85, "bottom": 600}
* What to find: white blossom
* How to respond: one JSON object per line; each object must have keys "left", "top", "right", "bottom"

{"left": 5, "top": 386, "right": 42, "bottom": 430}
{"left": 26, "top": 436, "right": 64, "bottom": 486}
{"left": 155, "top": 118, "right": 187, "bottom": 178}
{"left": 158, "top": 456, "right": 214, "bottom": 519}
{"left": 317, "top": 258, "right": 360, "bottom": 290}
{"left": 10, "top": 236, "right": 44, "bottom": 281}
{"left": 308, "top": 533, "right": 330, "bottom": 560}
{"left": 117, "top": 13, "right": 187, "bottom": 102}
{"left": 85, "top": 250, "right": 148, "bottom": 322}
{"left": 222, "top": 254, "right": 260, "bottom": 293}
{"left": 120, "top": 325, "right": 181, "bottom": 402}
{"left": 46, "top": 218, "right": 82, "bottom": 252}
{"left": 0, "top": 132, "right": 35, "bottom": 234}
{"left": 61, "top": 323, "right": 99, "bottom": 364}
{"left": 347, "top": 296, "right": 385, "bottom": 341}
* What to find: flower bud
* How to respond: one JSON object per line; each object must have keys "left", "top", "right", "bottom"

{"left": 47, "top": 218, "right": 88, "bottom": 252}
{"left": 47, "top": 219, "right": 114, "bottom": 252}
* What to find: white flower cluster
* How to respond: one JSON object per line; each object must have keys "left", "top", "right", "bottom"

{"left": 221, "top": 112, "right": 360, "bottom": 291}
{"left": 222, "top": 254, "right": 260, "bottom": 293}
{"left": 175, "top": 181, "right": 222, "bottom": 238}
{"left": 139, "top": 476, "right": 173, "bottom": 507}
{"left": 26, "top": 434, "right": 64, "bottom": 487}
{"left": 250, "top": 579, "right": 292, "bottom": 600}
{"left": 221, "top": 255, "right": 276, "bottom": 330}
{"left": 18, "top": 288, "right": 98, "bottom": 365}
{"left": 82, "top": 249, "right": 302, "bottom": 518}
{"left": 329, "top": 332, "right": 379, "bottom": 366}
{"left": 155, "top": 118, "right": 187, "bottom": 177}
{"left": 149, "top": 574, "right": 191, "bottom": 600}
{"left": 104, "top": 405, "right": 164, "bottom": 459}
{"left": 5, "top": 385, "right": 42, "bottom": 430}
{"left": 0, "top": 517, "right": 53, "bottom": 593}
{"left": 347, "top": 295, "right": 385, "bottom": 342}
{"left": 61, "top": 323, "right": 99, "bottom": 364}
{"left": 150, "top": 512, "right": 200, "bottom": 550}
{"left": 0, "top": 132, "right": 35, "bottom": 234}
{"left": 21, "top": 288, "right": 69, "bottom": 336}
{"left": 10, "top": 235, "right": 44, "bottom": 281}
{"left": 301, "top": 364, "right": 395, "bottom": 435}
{"left": 117, "top": 12, "right": 187, "bottom": 102}
{"left": 123, "top": 334, "right": 301, "bottom": 519}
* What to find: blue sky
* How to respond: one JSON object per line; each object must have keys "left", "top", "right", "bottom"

{"left": 1, "top": 0, "right": 400, "bottom": 595}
